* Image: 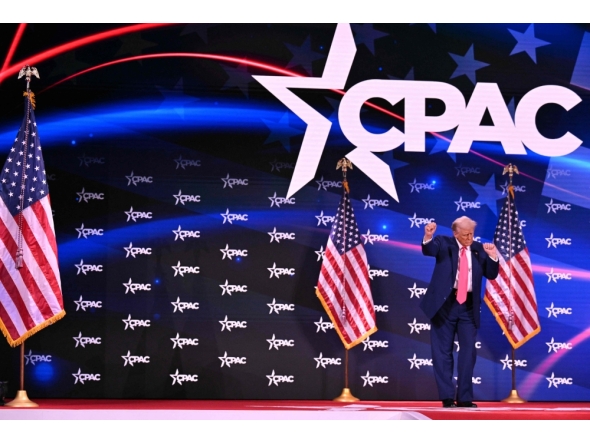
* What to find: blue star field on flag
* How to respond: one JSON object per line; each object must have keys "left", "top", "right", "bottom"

{"left": 330, "top": 191, "right": 361, "bottom": 255}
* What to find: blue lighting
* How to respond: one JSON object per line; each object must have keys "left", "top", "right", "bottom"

{"left": 236, "top": 257, "right": 241, "bottom": 262}
{"left": 154, "top": 278, "right": 160, "bottom": 284}
{"left": 382, "top": 225, "right": 387, "bottom": 229}
{"left": 71, "top": 140, "right": 76, "bottom": 145}
{"left": 153, "top": 313, "right": 160, "bottom": 320}
{"left": 34, "top": 362, "right": 55, "bottom": 383}
{"left": 89, "top": 133, "right": 93, "bottom": 137}
{"left": 432, "top": 180, "right": 437, "bottom": 185}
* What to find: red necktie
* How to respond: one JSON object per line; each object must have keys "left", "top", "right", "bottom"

{"left": 457, "top": 247, "right": 468, "bottom": 304}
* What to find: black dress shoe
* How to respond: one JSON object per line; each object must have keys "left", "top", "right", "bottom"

{"left": 456, "top": 401, "right": 477, "bottom": 408}
{"left": 442, "top": 398, "right": 456, "bottom": 408}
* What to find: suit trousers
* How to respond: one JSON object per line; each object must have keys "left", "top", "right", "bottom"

{"left": 430, "top": 291, "right": 477, "bottom": 402}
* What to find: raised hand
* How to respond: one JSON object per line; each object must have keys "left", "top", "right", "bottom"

{"left": 424, "top": 222, "right": 437, "bottom": 240}
{"left": 483, "top": 242, "right": 498, "bottom": 260}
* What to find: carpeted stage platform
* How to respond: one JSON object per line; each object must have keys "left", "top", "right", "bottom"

{"left": 2, "top": 399, "right": 590, "bottom": 420}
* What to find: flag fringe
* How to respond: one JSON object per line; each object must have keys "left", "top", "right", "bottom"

{"left": 0, "top": 309, "right": 65, "bottom": 348}
{"left": 484, "top": 297, "right": 540, "bottom": 349}
{"left": 316, "top": 288, "right": 377, "bottom": 350}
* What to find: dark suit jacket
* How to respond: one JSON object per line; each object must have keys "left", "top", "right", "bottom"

{"left": 420, "top": 235, "right": 499, "bottom": 328}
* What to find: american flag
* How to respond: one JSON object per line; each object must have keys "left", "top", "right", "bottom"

{"left": 0, "top": 94, "right": 64, "bottom": 347}
{"left": 484, "top": 190, "right": 540, "bottom": 349}
{"left": 316, "top": 190, "right": 376, "bottom": 349}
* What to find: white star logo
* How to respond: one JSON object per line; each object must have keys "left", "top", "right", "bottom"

{"left": 121, "top": 350, "right": 134, "bottom": 366}
{"left": 73, "top": 332, "right": 84, "bottom": 348}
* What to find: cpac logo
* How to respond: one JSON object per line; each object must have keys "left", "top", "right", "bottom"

{"left": 75, "top": 259, "right": 103, "bottom": 275}
{"left": 547, "top": 372, "right": 573, "bottom": 388}
{"left": 268, "top": 227, "right": 296, "bottom": 243}
{"left": 253, "top": 24, "right": 582, "bottom": 202}
{"left": 314, "top": 352, "right": 342, "bottom": 368}
{"left": 48, "top": 173, "right": 57, "bottom": 181}
{"left": 545, "top": 198, "right": 571, "bottom": 214}
{"left": 174, "top": 155, "right": 201, "bottom": 169}
{"left": 124, "top": 242, "right": 152, "bottom": 258}
{"left": 546, "top": 167, "right": 571, "bottom": 179}
{"left": 408, "top": 283, "right": 427, "bottom": 299}
{"left": 315, "top": 245, "right": 326, "bottom": 261}
{"left": 545, "top": 233, "right": 571, "bottom": 248}
{"left": 409, "top": 178, "right": 435, "bottom": 193}
{"left": 268, "top": 263, "right": 295, "bottom": 278}
{"left": 170, "top": 369, "right": 199, "bottom": 385}
{"left": 73, "top": 332, "right": 101, "bottom": 348}
{"left": 500, "top": 354, "right": 527, "bottom": 370}
{"left": 455, "top": 376, "right": 482, "bottom": 385}
{"left": 374, "top": 304, "right": 389, "bottom": 312}
{"left": 221, "top": 173, "right": 248, "bottom": 188}
{"left": 546, "top": 302, "right": 572, "bottom": 318}
{"left": 315, "top": 211, "right": 335, "bottom": 226}
{"left": 362, "top": 194, "right": 389, "bottom": 209}
{"left": 362, "top": 229, "right": 389, "bottom": 245}
{"left": 408, "top": 318, "right": 431, "bottom": 334}
{"left": 124, "top": 206, "right": 152, "bottom": 222}
{"left": 173, "top": 226, "right": 200, "bottom": 241}
{"left": 454, "top": 341, "right": 482, "bottom": 352}
{"left": 219, "top": 351, "right": 247, "bottom": 368}
{"left": 408, "top": 213, "right": 434, "bottom": 228}
{"left": 362, "top": 338, "right": 389, "bottom": 351}
{"left": 173, "top": 190, "right": 201, "bottom": 205}
{"left": 74, "top": 295, "right": 102, "bottom": 312}
{"left": 76, "top": 187, "right": 104, "bottom": 203}
{"left": 170, "top": 333, "right": 199, "bottom": 349}
{"left": 125, "top": 171, "right": 153, "bottom": 186}
{"left": 316, "top": 175, "right": 342, "bottom": 190}
{"left": 269, "top": 191, "right": 296, "bottom": 208}
{"left": 455, "top": 196, "right": 481, "bottom": 211}
{"left": 546, "top": 337, "right": 573, "bottom": 353}
{"left": 78, "top": 153, "right": 104, "bottom": 167}
{"left": 171, "top": 297, "right": 200, "bottom": 313}
{"left": 121, "top": 351, "right": 150, "bottom": 367}
{"left": 24, "top": 350, "right": 51, "bottom": 366}
{"left": 72, "top": 369, "right": 100, "bottom": 384}
{"left": 455, "top": 164, "right": 480, "bottom": 176}
{"left": 267, "top": 298, "right": 295, "bottom": 314}
{"left": 122, "top": 314, "right": 151, "bottom": 330}
{"left": 219, "top": 315, "right": 247, "bottom": 332}
{"left": 368, "top": 267, "right": 389, "bottom": 280}
{"left": 220, "top": 244, "right": 248, "bottom": 260}
{"left": 361, "top": 370, "right": 388, "bottom": 387}
{"left": 172, "top": 261, "right": 200, "bottom": 277}
{"left": 500, "top": 181, "right": 526, "bottom": 195}
{"left": 75, "top": 223, "right": 103, "bottom": 239}
{"left": 269, "top": 158, "right": 295, "bottom": 172}
{"left": 267, "top": 370, "right": 294, "bottom": 386}
{"left": 315, "top": 316, "right": 334, "bottom": 332}
{"left": 123, "top": 278, "right": 151, "bottom": 294}
{"left": 408, "top": 353, "right": 433, "bottom": 369}
{"left": 220, "top": 280, "right": 248, "bottom": 296}
{"left": 220, "top": 208, "right": 248, "bottom": 224}
{"left": 267, "top": 334, "right": 295, "bottom": 350}
{"left": 546, "top": 268, "right": 572, "bottom": 283}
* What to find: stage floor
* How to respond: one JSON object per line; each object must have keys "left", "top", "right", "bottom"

{"left": 2, "top": 399, "right": 590, "bottom": 420}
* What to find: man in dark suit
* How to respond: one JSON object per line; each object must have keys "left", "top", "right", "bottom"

{"left": 421, "top": 216, "right": 498, "bottom": 408}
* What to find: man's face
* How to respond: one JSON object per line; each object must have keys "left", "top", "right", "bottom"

{"left": 454, "top": 224, "right": 474, "bottom": 247}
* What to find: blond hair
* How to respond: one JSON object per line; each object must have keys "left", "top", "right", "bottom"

{"left": 452, "top": 216, "right": 477, "bottom": 232}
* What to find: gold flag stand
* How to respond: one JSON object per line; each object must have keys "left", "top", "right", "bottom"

{"left": 5, "top": 342, "right": 38, "bottom": 407}
{"left": 499, "top": 164, "right": 526, "bottom": 404}
{"left": 332, "top": 158, "right": 359, "bottom": 402}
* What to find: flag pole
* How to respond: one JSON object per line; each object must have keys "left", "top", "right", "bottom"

{"left": 332, "top": 158, "right": 359, "bottom": 403}
{"left": 500, "top": 163, "right": 525, "bottom": 404}
{"left": 5, "top": 66, "right": 41, "bottom": 409}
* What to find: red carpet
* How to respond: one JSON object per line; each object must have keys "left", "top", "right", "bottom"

{"left": 2, "top": 399, "right": 590, "bottom": 420}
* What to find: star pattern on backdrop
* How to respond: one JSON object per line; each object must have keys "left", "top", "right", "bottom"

{"left": 449, "top": 44, "right": 489, "bottom": 84}
{"left": 221, "top": 63, "right": 255, "bottom": 98}
{"left": 180, "top": 24, "right": 217, "bottom": 44}
{"left": 156, "top": 79, "right": 199, "bottom": 120}
{"left": 469, "top": 174, "right": 504, "bottom": 217}
{"left": 261, "top": 112, "right": 304, "bottom": 152}
{"left": 351, "top": 24, "right": 389, "bottom": 55}
{"left": 508, "top": 24, "right": 550, "bottom": 64}
{"left": 115, "top": 34, "right": 157, "bottom": 58}
{"left": 428, "top": 130, "right": 456, "bottom": 162}
{"left": 284, "top": 36, "right": 326, "bottom": 76}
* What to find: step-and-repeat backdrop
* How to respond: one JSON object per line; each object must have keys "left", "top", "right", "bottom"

{"left": 1, "top": 23, "right": 590, "bottom": 401}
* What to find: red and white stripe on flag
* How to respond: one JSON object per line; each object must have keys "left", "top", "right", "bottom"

{"left": 483, "top": 192, "right": 540, "bottom": 349}
{"left": 0, "top": 196, "right": 64, "bottom": 347}
{"left": 316, "top": 190, "right": 377, "bottom": 351}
